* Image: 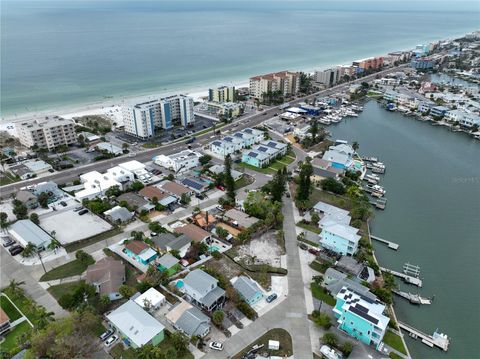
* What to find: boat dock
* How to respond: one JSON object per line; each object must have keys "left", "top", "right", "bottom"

{"left": 380, "top": 266, "right": 422, "bottom": 287}
{"left": 392, "top": 289, "right": 432, "bottom": 305}
{"left": 398, "top": 322, "right": 450, "bottom": 351}
{"left": 370, "top": 235, "right": 398, "bottom": 250}
{"left": 369, "top": 198, "right": 387, "bottom": 210}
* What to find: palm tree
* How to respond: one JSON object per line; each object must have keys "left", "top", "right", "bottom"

{"left": 36, "top": 307, "right": 55, "bottom": 329}
{"left": 7, "top": 279, "right": 26, "bottom": 297}
{"left": 21, "top": 242, "right": 37, "bottom": 258}
{"left": 47, "top": 237, "right": 62, "bottom": 252}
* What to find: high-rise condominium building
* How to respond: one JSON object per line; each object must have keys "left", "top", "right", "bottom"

{"left": 208, "top": 86, "right": 235, "bottom": 103}
{"left": 122, "top": 94, "right": 194, "bottom": 139}
{"left": 249, "top": 71, "right": 300, "bottom": 99}
{"left": 17, "top": 116, "right": 77, "bottom": 150}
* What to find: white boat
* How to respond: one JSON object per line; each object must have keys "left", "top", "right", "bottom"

{"left": 366, "top": 174, "right": 380, "bottom": 181}
{"left": 318, "top": 118, "right": 331, "bottom": 125}
{"left": 320, "top": 345, "right": 342, "bottom": 359}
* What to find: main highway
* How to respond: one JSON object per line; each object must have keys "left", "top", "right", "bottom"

{"left": 0, "top": 64, "right": 407, "bottom": 199}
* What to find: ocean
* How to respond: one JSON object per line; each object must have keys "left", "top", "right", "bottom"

{"left": 1, "top": 0, "right": 479, "bottom": 118}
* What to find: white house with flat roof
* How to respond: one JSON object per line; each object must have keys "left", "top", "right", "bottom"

{"left": 153, "top": 150, "right": 201, "bottom": 173}
{"left": 134, "top": 288, "right": 166, "bottom": 310}
{"left": 210, "top": 128, "right": 264, "bottom": 157}
{"left": 75, "top": 166, "right": 134, "bottom": 200}
{"left": 9, "top": 219, "right": 52, "bottom": 250}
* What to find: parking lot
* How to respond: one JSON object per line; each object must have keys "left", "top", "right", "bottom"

{"left": 39, "top": 203, "right": 113, "bottom": 245}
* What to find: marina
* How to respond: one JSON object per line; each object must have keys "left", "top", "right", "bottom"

{"left": 398, "top": 322, "right": 450, "bottom": 352}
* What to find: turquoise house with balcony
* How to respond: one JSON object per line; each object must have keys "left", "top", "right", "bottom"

{"left": 333, "top": 287, "right": 389, "bottom": 348}
{"left": 320, "top": 222, "right": 361, "bottom": 256}
{"left": 124, "top": 240, "right": 158, "bottom": 265}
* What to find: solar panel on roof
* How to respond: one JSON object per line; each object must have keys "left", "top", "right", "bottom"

{"left": 224, "top": 137, "right": 233, "bottom": 142}
{"left": 248, "top": 152, "right": 258, "bottom": 158}
{"left": 257, "top": 146, "right": 268, "bottom": 152}
{"left": 212, "top": 141, "right": 222, "bottom": 146}
{"left": 181, "top": 178, "right": 204, "bottom": 191}
{"left": 266, "top": 141, "right": 278, "bottom": 148}
{"left": 350, "top": 305, "right": 379, "bottom": 324}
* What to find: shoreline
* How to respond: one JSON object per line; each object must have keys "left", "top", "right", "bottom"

{"left": 0, "top": 32, "right": 471, "bottom": 125}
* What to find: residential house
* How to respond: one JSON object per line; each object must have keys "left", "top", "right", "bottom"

{"left": 153, "top": 150, "right": 202, "bottom": 173}
{"left": 75, "top": 166, "right": 134, "bottom": 200}
{"left": 117, "top": 192, "right": 155, "bottom": 214}
{"left": 95, "top": 142, "right": 123, "bottom": 156}
{"left": 430, "top": 106, "right": 449, "bottom": 118}
{"left": 320, "top": 222, "right": 361, "bottom": 256}
{"left": 193, "top": 211, "right": 217, "bottom": 230}
{"left": 103, "top": 206, "right": 135, "bottom": 224}
{"left": 241, "top": 140, "right": 288, "bottom": 168}
{"left": 167, "top": 301, "right": 211, "bottom": 338}
{"left": 180, "top": 177, "right": 209, "bottom": 194}
{"left": 324, "top": 268, "right": 376, "bottom": 299}
{"left": 333, "top": 287, "right": 389, "bottom": 349}
{"left": 151, "top": 233, "right": 192, "bottom": 258}
{"left": 156, "top": 253, "right": 180, "bottom": 274}
{"left": 106, "top": 300, "right": 165, "bottom": 348}
{"left": 311, "top": 158, "right": 343, "bottom": 180}
{"left": 233, "top": 276, "right": 264, "bottom": 305}
{"left": 0, "top": 308, "right": 10, "bottom": 335}
{"left": 124, "top": 240, "right": 158, "bottom": 265}
{"left": 183, "top": 269, "right": 226, "bottom": 312}
{"left": 208, "top": 164, "right": 243, "bottom": 181}
{"left": 139, "top": 186, "right": 177, "bottom": 208}
{"left": 174, "top": 224, "right": 211, "bottom": 243}
{"left": 224, "top": 208, "right": 259, "bottom": 229}
{"left": 210, "top": 128, "right": 264, "bottom": 157}
{"left": 322, "top": 143, "right": 355, "bottom": 170}
{"left": 85, "top": 257, "right": 125, "bottom": 300}
{"left": 15, "top": 190, "right": 38, "bottom": 209}
{"left": 134, "top": 288, "right": 166, "bottom": 310}
{"left": 313, "top": 201, "right": 351, "bottom": 226}
{"left": 9, "top": 220, "right": 52, "bottom": 250}
{"left": 160, "top": 181, "right": 193, "bottom": 198}
{"left": 207, "top": 102, "right": 243, "bottom": 118}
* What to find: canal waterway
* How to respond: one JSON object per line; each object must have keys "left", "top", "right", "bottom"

{"left": 328, "top": 100, "right": 480, "bottom": 359}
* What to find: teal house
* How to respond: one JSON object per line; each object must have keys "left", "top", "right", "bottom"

{"left": 319, "top": 222, "right": 361, "bottom": 256}
{"left": 124, "top": 240, "right": 157, "bottom": 265}
{"left": 233, "top": 276, "right": 264, "bottom": 305}
{"left": 106, "top": 300, "right": 165, "bottom": 348}
{"left": 333, "top": 287, "right": 389, "bottom": 348}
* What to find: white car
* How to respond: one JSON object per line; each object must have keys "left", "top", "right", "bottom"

{"left": 104, "top": 334, "right": 118, "bottom": 347}
{"left": 209, "top": 342, "right": 224, "bottom": 351}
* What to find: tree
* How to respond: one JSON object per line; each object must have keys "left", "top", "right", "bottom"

{"left": 224, "top": 155, "right": 236, "bottom": 202}
{"left": 320, "top": 177, "right": 346, "bottom": 195}
{"left": 122, "top": 142, "right": 129, "bottom": 151}
{"left": 342, "top": 341, "right": 353, "bottom": 356}
{"left": 38, "top": 192, "right": 50, "bottom": 208}
{"left": 310, "top": 118, "right": 319, "bottom": 143}
{"left": 180, "top": 193, "right": 191, "bottom": 205}
{"left": 12, "top": 200, "right": 28, "bottom": 220}
{"left": 36, "top": 307, "right": 55, "bottom": 329}
{"left": 311, "top": 310, "right": 331, "bottom": 329}
{"left": 170, "top": 332, "right": 189, "bottom": 355}
{"left": 30, "top": 212, "right": 40, "bottom": 225}
{"left": 148, "top": 222, "right": 165, "bottom": 234}
{"left": 130, "top": 231, "right": 145, "bottom": 241}
{"left": 22, "top": 242, "right": 37, "bottom": 258}
{"left": 311, "top": 212, "right": 320, "bottom": 225}
{"left": 75, "top": 250, "right": 93, "bottom": 264}
{"left": 215, "top": 226, "right": 229, "bottom": 240}
{"left": 7, "top": 279, "right": 25, "bottom": 297}
{"left": 199, "top": 154, "right": 212, "bottom": 166}
{"left": 212, "top": 310, "right": 225, "bottom": 326}
{"left": 105, "top": 185, "right": 121, "bottom": 197}
{"left": 119, "top": 285, "right": 136, "bottom": 299}
{"left": 47, "top": 238, "right": 62, "bottom": 252}
{"left": 130, "top": 181, "right": 145, "bottom": 192}
{"left": 270, "top": 167, "right": 287, "bottom": 202}
{"left": 99, "top": 295, "right": 111, "bottom": 309}
{"left": 0, "top": 212, "right": 9, "bottom": 229}
{"left": 299, "top": 72, "right": 313, "bottom": 93}
{"left": 296, "top": 159, "right": 313, "bottom": 202}
{"left": 322, "top": 332, "right": 338, "bottom": 347}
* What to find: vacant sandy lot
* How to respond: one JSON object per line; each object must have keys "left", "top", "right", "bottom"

{"left": 235, "top": 231, "right": 283, "bottom": 267}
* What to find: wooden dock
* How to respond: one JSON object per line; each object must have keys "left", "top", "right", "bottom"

{"left": 380, "top": 267, "right": 422, "bottom": 287}
{"left": 398, "top": 321, "right": 450, "bottom": 351}
{"left": 371, "top": 235, "right": 399, "bottom": 250}
{"left": 392, "top": 289, "right": 431, "bottom": 305}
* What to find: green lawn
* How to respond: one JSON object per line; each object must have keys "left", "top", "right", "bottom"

{"left": 0, "top": 172, "right": 19, "bottom": 186}
{"left": 47, "top": 281, "right": 83, "bottom": 301}
{"left": 309, "top": 260, "right": 331, "bottom": 274}
{"left": 0, "top": 320, "right": 32, "bottom": 353}
{"left": 234, "top": 174, "right": 254, "bottom": 190}
{"left": 389, "top": 353, "right": 404, "bottom": 359}
{"left": 383, "top": 330, "right": 408, "bottom": 355}
{"left": 310, "top": 282, "right": 336, "bottom": 306}
{"left": 232, "top": 328, "right": 293, "bottom": 359}
{"left": 2, "top": 290, "right": 44, "bottom": 328}
{"left": 0, "top": 295, "right": 22, "bottom": 321}
{"left": 296, "top": 220, "right": 321, "bottom": 234}
{"left": 238, "top": 162, "right": 276, "bottom": 174}
{"left": 304, "top": 188, "right": 353, "bottom": 211}
{"left": 64, "top": 227, "right": 123, "bottom": 253}
{"left": 40, "top": 257, "right": 95, "bottom": 282}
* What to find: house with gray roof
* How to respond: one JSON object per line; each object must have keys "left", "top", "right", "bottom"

{"left": 117, "top": 192, "right": 155, "bottom": 214}
{"left": 156, "top": 253, "right": 179, "bottom": 273}
{"left": 233, "top": 276, "right": 264, "bottom": 305}
{"left": 324, "top": 268, "right": 376, "bottom": 301}
{"left": 174, "top": 307, "right": 211, "bottom": 338}
{"left": 104, "top": 205, "right": 134, "bottom": 223}
{"left": 313, "top": 201, "right": 351, "bottom": 226}
{"left": 16, "top": 190, "right": 38, "bottom": 209}
{"left": 183, "top": 269, "right": 225, "bottom": 312}
{"left": 151, "top": 233, "right": 192, "bottom": 258}
{"left": 9, "top": 220, "right": 52, "bottom": 250}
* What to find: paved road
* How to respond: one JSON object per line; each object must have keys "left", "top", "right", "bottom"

{"left": 0, "top": 245, "right": 68, "bottom": 318}
{"left": 0, "top": 64, "right": 408, "bottom": 199}
{"left": 204, "top": 194, "right": 312, "bottom": 359}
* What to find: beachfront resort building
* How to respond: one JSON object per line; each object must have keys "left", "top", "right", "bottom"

{"left": 241, "top": 140, "right": 288, "bottom": 168}
{"left": 208, "top": 85, "right": 235, "bottom": 103}
{"left": 333, "top": 287, "right": 389, "bottom": 348}
{"left": 122, "top": 94, "right": 194, "bottom": 138}
{"left": 153, "top": 150, "right": 202, "bottom": 173}
{"left": 249, "top": 71, "right": 300, "bottom": 99}
{"left": 209, "top": 128, "right": 264, "bottom": 157}
{"left": 352, "top": 56, "right": 384, "bottom": 71}
{"left": 206, "top": 102, "right": 243, "bottom": 118}
{"left": 17, "top": 116, "right": 77, "bottom": 150}
{"left": 315, "top": 68, "right": 341, "bottom": 87}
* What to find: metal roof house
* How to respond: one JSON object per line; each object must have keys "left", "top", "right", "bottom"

{"left": 233, "top": 276, "right": 264, "bottom": 305}
{"left": 106, "top": 300, "right": 165, "bottom": 349}
{"left": 85, "top": 257, "right": 125, "bottom": 300}
{"left": 183, "top": 269, "right": 225, "bottom": 312}
{"left": 313, "top": 201, "right": 351, "bottom": 226}
{"left": 9, "top": 219, "right": 52, "bottom": 250}
{"left": 320, "top": 222, "right": 361, "bottom": 256}
{"left": 151, "top": 233, "right": 192, "bottom": 258}
{"left": 103, "top": 206, "right": 134, "bottom": 224}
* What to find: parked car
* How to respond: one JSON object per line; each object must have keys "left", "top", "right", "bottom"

{"left": 216, "top": 185, "right": 225, "bottom": 191}
{"left": 209, "top": 342, "right": 224, "bottom": 351}
{"left": 104, "top": 335, "right": 118, "bottom": 347}
{"left": 195, "top": 193, "right": 205, "bottom": 200}
{"left": 298, "top": 243, "right": 308, "bottom": 250}
{"left": 73, "top": 206, "right": 83, "bottom": 212}
{"left": 60, "top": 201, "right": 67, "bottom": 207}
{"left": 266, "top": 293, "right": 278, "bottom": 303}
{"left": 78, "top": 209, "right": 89, "bottom": 216}
{"left": 186, "top": 137, "right": 196, "bottom": 144}
{"left": 308, "top": 248, "right": 320, "bottom": 256}
{"left": 150, "top": 232, "right": 158, "bottom": 238}
{"left": 2, "top": 239, "right": 15, "bottom": 248}
{"left": 99, "top": 329, "right": 114, "bottom": 341}
{"left": 9, "top": 245, "right": 24, "bottom": 256}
